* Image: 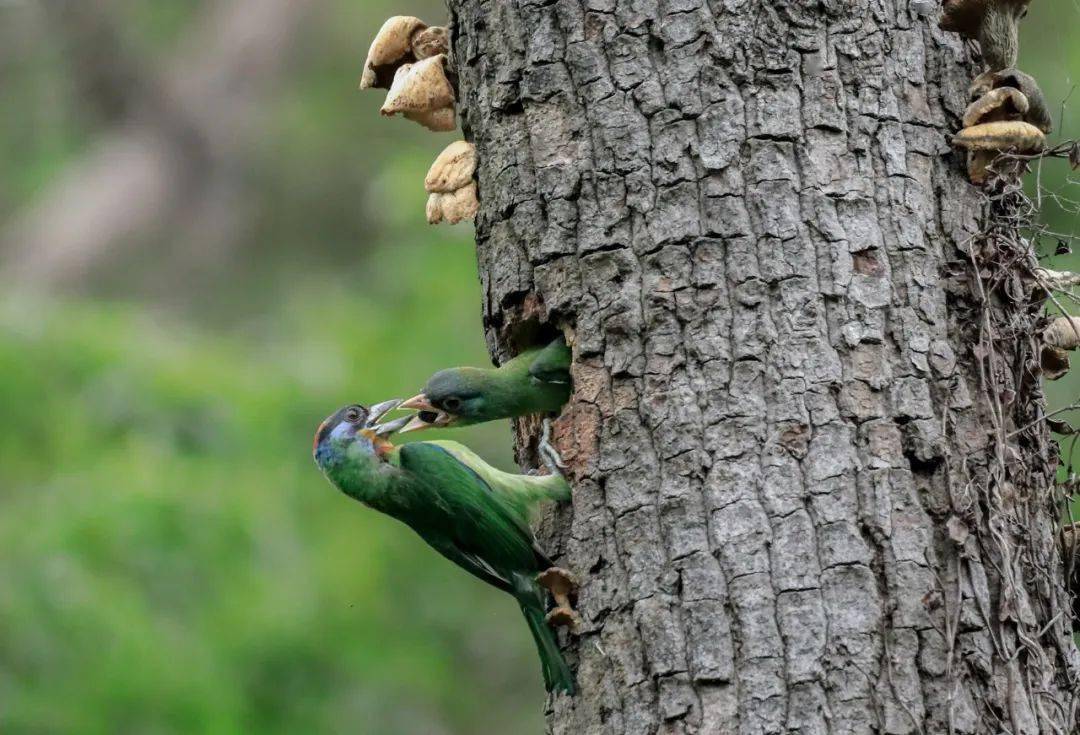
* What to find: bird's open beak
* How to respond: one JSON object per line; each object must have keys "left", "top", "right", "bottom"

{"left": 398, "top": 393, "right": 454, "bottom": 434}
{"left": 357, "top": 399, "right": 408, "bottom": 457}
{"left": 400, "top": 394, "right": 436, "bottom": 412}
{"left": 364, "top": 399, "right": 412, "bottom": 436}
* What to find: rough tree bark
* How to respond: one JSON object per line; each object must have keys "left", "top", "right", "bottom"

{"left": 449, "top": 1, "right": 1079, "bottom": 733}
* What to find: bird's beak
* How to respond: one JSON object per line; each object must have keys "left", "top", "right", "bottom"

{"left": 366, "top": 399, "right": 403, "bottom": 426}
{"left": 363, "top": 399, "right": 413, "bottom": 437}
{"left": 373, "top": 416, "right": 412, "bottom": 436}
{"left": 397, "top": 393, "right": 454, "bottom": 434}
{"left": 400, "top": 394, "right": 436, "bottom": 412}
{"left": 400, "top": 415, "right": 436, "bottom": 433}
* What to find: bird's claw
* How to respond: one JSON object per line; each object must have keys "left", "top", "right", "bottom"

{"left": 539, "top": 418, "right": 567, "bottom": 475}
{"left": 538, "top": 567, "right": 580, "bottom": 632}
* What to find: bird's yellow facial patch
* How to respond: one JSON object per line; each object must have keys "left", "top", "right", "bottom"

{"left": 359, "top": 428, "right": 395, "bottom": 459}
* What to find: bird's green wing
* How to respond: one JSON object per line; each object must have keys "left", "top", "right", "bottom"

{"left": 424, "top": 538, "right": 516, "bottom": 594}
{"left": 527, "top": 337, "right": 572, "bottom": 385}
{"left": 425, "top": 440, "right": 571, "bottom": 517}
{"left": 396, "top": 443, "right": 575, "bottom": 694}
{"left": 398, "top": 442, "right": 552, "bottom": 578}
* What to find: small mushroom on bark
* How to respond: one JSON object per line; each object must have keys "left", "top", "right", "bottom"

{"left": 957, "top": 87, "right": 1033, "bottom": 184}
{"left": 425, "top": 141, "right": 478, "bottom": 224}
{"left": 953, "top": 120, "right": 1044, "bottom": 151}
{"left": 427, "top": 183, "right": 479, "bottom": 225}
{"left": 969, "top": 68, "right": 1053, "bottom": 133}
{"left": 1041, "top": 347, "right": 1071, "bottom": 380}
{"left": 537, "top": 567, "right": 581, "bottom": 631}
{"left": 1043, "top": 316, "right": 1080, "bottom": 350}
{"left": 411, "top": 26, "right": 449, "bottom": 61}
{"left": 360, "top": 16, "right": 449, "bottom": 91}
{"left": 962, "top": 87, "right": 1029, "bottom": 128}
{"left": 425, "top": 140, "right": 476, "bottom": 192}
{"left": 939, "top": 0, "right": 1033, "bottom": 72}
{"left": 403, "top": 106, "right": 457, "bottom": 133}
{"left": 381, "top": 55, "right": 456, "bottom": 132}
{"left": 952, "top": 120, "right": 1045, "bottom": 184}
{"left": 1040, "top": 316, "right": 1080, "bottom": 380}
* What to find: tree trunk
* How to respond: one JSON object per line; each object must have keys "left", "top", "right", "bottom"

{"left": 448, "top": 1, "right": 1080, "bottom": 732}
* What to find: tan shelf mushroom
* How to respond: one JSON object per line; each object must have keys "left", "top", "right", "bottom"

{"left": 380, "top": 55, "right": 457, "bottom": 132}
{"left": 425, "top": 141, "right": 478, "bottom": 224}
{"left": 955, "top": 86, "right": 1041, "bottom": 184}
{"left": 537, "top": 567, "right": 581, "bottom": 631}
{"left": 1040, "top": 316, "right": 1080, "bottom": 380}
{"left": 939, "top": 0, "right": 1033, "bottom": 72}
{"left": 359, "top": 16, "right": 449, "bottom": 91}
{"left": 969, "top": 68, "right": 1053, "bottom": 134}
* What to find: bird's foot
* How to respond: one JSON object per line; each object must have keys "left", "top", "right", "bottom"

{"left": 539, "top": 418, "right": 567, "bottom": 475}
{"left": 538, "top": 567, "right": 580, "bottom": 632}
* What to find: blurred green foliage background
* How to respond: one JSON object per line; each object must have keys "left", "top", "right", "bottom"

{"left": 0, "top": 1, "right": 1076, "bottom": 733}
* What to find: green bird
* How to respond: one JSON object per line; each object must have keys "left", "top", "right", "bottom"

{"left": 399, "top": 337, "right": 571, "bottom": 432}
{"left": 313, "top": 400, "right": 576, "bottom": 694}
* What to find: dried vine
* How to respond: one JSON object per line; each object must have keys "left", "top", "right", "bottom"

{"left": 954, "top": 141, "right": 1080, "bottom": 730}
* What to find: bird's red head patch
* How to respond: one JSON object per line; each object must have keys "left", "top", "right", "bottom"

{"left": 313, "top": 418, "right": 334, "bottom": 455}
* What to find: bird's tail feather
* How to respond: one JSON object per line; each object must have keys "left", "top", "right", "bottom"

{"left": 521, "top": 604, "right": 575, "bottom": 694}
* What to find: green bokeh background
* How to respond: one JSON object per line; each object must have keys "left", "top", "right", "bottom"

{"left": 0, "top": 2, "right": 1076, "bottom": 733}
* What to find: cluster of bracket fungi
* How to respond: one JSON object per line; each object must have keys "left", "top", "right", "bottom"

{"left": 359, "top": 16, "right": 478, "bottom": 226}
{"left": 939, "top": 0, "right": 1053, "bottom": 184}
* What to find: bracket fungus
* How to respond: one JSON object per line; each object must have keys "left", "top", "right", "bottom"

{"left": 954, "top": 85, "right": 1044, "bottom": 184}
{"left": 953, "top": 119, "right": 1044, "bottom": 184}
{"left": 359, "top": 16, "right": 449, "bottom": 91}
{"left": 537, "top": 568, "right": 581, "bottom": 631}
{"left": 425, "top": 141, "right": 478, "bottom": 225}
{"left": 962, "top": 86, "right": 1029, "bottom": 129}
{"left": 939, "top": 0, "right": 1033, "bottom": 71}
{"left": 970, "top": 68, "right": 1053, "bottom": 134}
{"left": 380, "top": 55, "right": 457, "bottom": 132}
{"left": 1040, "top": 316, "right": 1080, "bottom": 380}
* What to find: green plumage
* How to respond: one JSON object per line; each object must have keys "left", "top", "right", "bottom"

{"left": 418, "top": 337, "right": 571, "bottom": 425}
{"left": 314, "top": 405, "right": 574, "bottom": 694}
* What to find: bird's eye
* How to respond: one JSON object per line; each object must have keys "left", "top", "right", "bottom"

{"left": 442, "top": 397, "right": 461, "bottom": 412}
{"left": 343, "top": 406, "right": 364, "bottom": 424}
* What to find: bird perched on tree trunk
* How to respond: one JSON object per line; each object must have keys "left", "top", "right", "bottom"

{"left": 313, "top": 400, "right": 576, "bottom": 694}
{"left": 400, "top": 337, "right": 571, "bottom": 432}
